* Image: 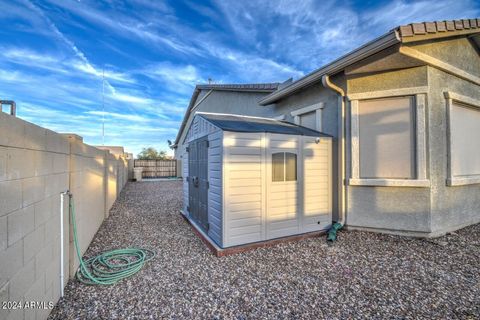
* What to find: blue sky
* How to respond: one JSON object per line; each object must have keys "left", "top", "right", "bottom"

{"left": 1, "top": 0, "right": 478, "bottom": 156}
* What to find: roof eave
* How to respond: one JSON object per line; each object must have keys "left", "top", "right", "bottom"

{"left": 258, "top": 30, "right": 401, "bottom": 105}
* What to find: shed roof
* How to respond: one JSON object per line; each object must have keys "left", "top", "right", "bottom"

{"left": 198, "top": 113, "right": 331, "bottom": 137}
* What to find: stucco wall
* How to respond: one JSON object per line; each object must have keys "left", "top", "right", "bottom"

{"left": 345, "top": 66, "right": 432, "bottom": 233}
{"left": 0, "top": 112, "right": 129, "bottom": 320}
{"left": 175, "top": 90, "right": 278, "bottom": 175}
{"left": 427, "top": 67, "right": 480, "bottom": 234}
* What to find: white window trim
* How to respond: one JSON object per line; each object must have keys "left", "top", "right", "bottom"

{"left": 348, "top": 87, "right": 429, "bottom": 187}
{"left": 290, "top": 102, "right": 324, "bottom": 132}
{"left": 444, "top": 91, "right": 480, "bottom": 186}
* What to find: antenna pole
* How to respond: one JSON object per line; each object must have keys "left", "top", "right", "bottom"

{"left": 102, "top": 67, "right": 105, "bottom": 145}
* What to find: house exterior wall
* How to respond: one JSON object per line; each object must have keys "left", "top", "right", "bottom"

{"left": 174, "top": 90, "right": 278, "bottom": 175}
{"left": 427, "top": 67, "right": 480, "bottom": 234}
{"left": 268, "top": 34, "right": 480, "bottom": 236}
{"left": 345, "top": 66, "right": 432, "bottom": 234}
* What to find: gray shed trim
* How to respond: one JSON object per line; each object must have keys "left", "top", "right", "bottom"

{"left": 197, "top": 113, "right": 332, "bottom": 137}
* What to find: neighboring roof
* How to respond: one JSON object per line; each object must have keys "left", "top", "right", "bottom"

{"left": 259, "top": 18, "right": 480, "bottom": 105}
{"left": 196, "top": 83, "right": 279, "bottom": 92}
{"left": 173, "top": 82, "right": 280, "bottom": 146}
{"left": 198, "top": 112, "right": 331, "bottom": 137}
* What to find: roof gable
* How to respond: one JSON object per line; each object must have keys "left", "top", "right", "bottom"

{"left": 259, "top": 18, "right": 480, "bottom": 105}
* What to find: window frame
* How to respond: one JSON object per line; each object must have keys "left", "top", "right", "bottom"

{"left": 271, "top": 152, "right": 297, "bottom": 182}
{"left": 348, "top": 87, "right": 429, "bottom": 187}
{"left": 290, "top": 102, "right": 325, "bottom": 131}
{"left": 445, "top": 91, "right": 480, "bottom": 186}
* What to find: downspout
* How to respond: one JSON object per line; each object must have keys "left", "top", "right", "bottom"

{"left": 321, "top": 75, "right": 346, "bottom": 227}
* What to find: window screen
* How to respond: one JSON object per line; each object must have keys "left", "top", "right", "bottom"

{"left": 272, "top": 153, "right": 285, "bottom": 182}
{"left": 450, "top": 102, "right": 480, "bottom": 177}
{"left": 358, "top": 96, "right": 415, "bottom": 179}
{"left": 285, "top": 153, "right": 297, "bottom": 181}
{"left": 272, "top": 152, "right": 297, "bottom": 182}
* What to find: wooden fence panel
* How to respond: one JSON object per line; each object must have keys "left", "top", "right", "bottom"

{"left": 134, "top": 159, "right": 177, "bottom": 178}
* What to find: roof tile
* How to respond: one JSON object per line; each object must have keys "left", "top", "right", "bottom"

{"left": 399, "top": 25, "right": 414, "bottom": 37}
{"left": 425, "top": 22, "right": 436, "bottom": 33}
{"left": 470, "top": 19, "right": 477, "bottom": 28}
{"left": 436, "top": 21, "right": 447, "bottom": 32}
{"left": 446, "top": 21, "right": 455, "bottom": 31}
{"left": 412, "top": 23, "right": 427, "bottom": 34}
{"left": 454, "top": 20, "right": 464, "bottom": 29}
{"left": 463, "top": 19, "right": 471, "bottom": 29}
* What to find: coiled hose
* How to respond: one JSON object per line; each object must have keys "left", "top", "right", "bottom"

{"left": 69, "top": 195, "right": 155, "bottom": 285}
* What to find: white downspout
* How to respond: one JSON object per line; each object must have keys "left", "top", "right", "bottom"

{"left": 60, "top": 191, "right": 69, "bottom": 298}
{"left": 321, "top": 75, "right": 346, "bottom": 226}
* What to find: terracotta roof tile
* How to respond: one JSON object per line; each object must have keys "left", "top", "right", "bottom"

{"left": 412, "top": 23, "right": 427, "bottom": 34}
{"left": 454, "top": 20, "right": 464, "bottom": 29}
{"left": 398, "top": 18, "right": 480, "bottom": 38}
{"left": 436, "top": 21, "right": 447, "bottom": 32}
{"left": 425, "top": 22, "right": 436, "bottom": 33}
{"left": 399, "top": 25, "right": 414, "bottom": 37}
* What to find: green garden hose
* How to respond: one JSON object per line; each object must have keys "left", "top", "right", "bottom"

{"left": 69, "top": 195, "right": 155, "bottom": 285}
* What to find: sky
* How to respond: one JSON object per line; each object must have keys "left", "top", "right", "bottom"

{"left": 0, "top": 0, "right": 478, "bottom": 156}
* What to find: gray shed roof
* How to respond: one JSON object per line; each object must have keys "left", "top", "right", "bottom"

{"left": 198, "top": 113, "right": 331, "bottom": 137}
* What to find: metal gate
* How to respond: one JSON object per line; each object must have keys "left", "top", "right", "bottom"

{"left": 188, "top": 137, "right": 209, "bottom": 232}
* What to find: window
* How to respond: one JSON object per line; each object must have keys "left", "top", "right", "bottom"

{"left": 358, "top": 96, "right": 415, "bottom": 179}
{"left": 348, "top": 87, "right": 429, "bottom": 187}
{"left": 445, "top": 92, "right": 480, "bottom": 186}
{"left": 272, "top": 152, "right": 297, "bottom": 182}
{"left": 291, "top": 103, "right": 324, "bottom": 131}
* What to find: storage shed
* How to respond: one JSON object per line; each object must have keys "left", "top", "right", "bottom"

{"left": 181, "top": 112, "right": 333, "bottom": 249}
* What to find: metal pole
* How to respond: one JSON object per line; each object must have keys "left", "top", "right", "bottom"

{"left": 102, "top": 68, "right": 105, "bottom": 146}
{"left": 60, "top": 191, "right": 69, "bottom": 298}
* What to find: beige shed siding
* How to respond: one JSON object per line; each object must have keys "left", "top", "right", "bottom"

{"left": 302, "top": 137, "right": 332, "bottom": 232}
{"left": 222, "top": 132, "right": 332, "bottom": 247}
{"left": 223, "top": 131, "right": 265, "bottom": 247}
{"left": 207, "top": 131, "right": 223, "bottom": 246}
{"left": 266, "top": 134, "right": 299, "bottom": 239}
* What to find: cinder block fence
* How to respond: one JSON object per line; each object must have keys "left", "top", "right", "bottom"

{"left": 0, "top": 112, "right": 131, "bottom": 320}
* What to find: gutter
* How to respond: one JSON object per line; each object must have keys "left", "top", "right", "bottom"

{"left": 259, "top": 30, "right": 400, "bottom": 105}
{"left": 321, "top": 75, "right": 346, "bottom": 226}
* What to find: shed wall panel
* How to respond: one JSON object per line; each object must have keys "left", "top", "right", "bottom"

{"left": 223, "top": 132, "right": 265, "bottom": 247}
{"left": 207, "top": 131, "right": 223, "bottom": 246}
{"left": 301, "top": 137, "right": 332, "bottom": 232}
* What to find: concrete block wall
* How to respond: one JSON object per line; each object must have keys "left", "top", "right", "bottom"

{"left": 0, "top": 113, "right": 129, "bottom": 320}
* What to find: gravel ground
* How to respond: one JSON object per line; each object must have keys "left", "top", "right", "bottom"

{"left": 49, "top": 181, "right": 480, "bottom": 319}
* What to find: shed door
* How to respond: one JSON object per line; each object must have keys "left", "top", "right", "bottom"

{"left": 188, "top": 137, "right": 209, "bottom": 232}
{"left": 266, "top": 134, "right": 300, "bottom": 239}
